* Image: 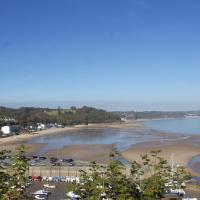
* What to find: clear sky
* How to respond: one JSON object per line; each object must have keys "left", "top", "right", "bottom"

{"left": 1, "top": 0, "right": 200, "bottom": 111}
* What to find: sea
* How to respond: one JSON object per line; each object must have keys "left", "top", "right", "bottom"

{"left": 144, "top": 117, "right": 200, "bottom": 135}
{"left": 28, "top": 118, "right": 200, "bottom": 154}
{"left": 27, "top": 117, "right": 200, "bottom": 173}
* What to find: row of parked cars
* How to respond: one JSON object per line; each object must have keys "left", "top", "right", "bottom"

{"left": 1, "top": 154, "right": 76, "bottom": 168}
{"left": 29, "top": 155, "right": 75, "bottom": 166}
{"left": 29, "top": 175, "right": 80, "bottom": 183}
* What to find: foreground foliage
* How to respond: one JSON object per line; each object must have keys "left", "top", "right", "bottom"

{"left": 0, "top": 145, "right": 190, "bottom": 200}
{"left": 77, "top": 148, "right": 190, "bottom": 200}
{"left": 0, "top": 145, "right": 28, "bottom": 200}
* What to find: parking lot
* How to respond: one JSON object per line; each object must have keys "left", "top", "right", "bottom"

{"left": 24, "top": 181, "right": 67, "bottom": 200}
{"left": 25, "top": 180, "right": 200, "bottom": 200}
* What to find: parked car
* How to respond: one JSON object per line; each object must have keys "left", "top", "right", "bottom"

{"left": 61, "top": 158, "right": 74, "bottom": 163}
{"left": 52, "top": 176, "right": 61, "bottom": 182}
{"left": 52, "top": 162, "right": 61, "bottom": 166}
{"left": 67, "top": 162, "right": 75, "bottom": 166}
{"left": 32, "top": 189, "right": 51, "bottom": 199}
{"left": 66, "top": 191, "right": 80, "bottom": 200}
{"left": 43, "top": 184, "right": 56, "bottom": 189}
{"left": 39, "top": 156, "right": 46, "bottom": 160}
{"left": 50, "top": 157, "right": 58, "bottom": 163}
{"left": 31, "top": 155, "right": 38, "bottom": 159}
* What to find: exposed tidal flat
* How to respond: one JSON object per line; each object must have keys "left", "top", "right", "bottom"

{"left": 1, "top": 120, "right": 200, "bottom": 175}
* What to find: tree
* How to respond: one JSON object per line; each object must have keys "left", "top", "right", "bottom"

{"left": 11, "top": 145, "right": 28, "bottom": 194}
{"left": 57, "top": 106, "right": 62, "bottom": 116}
{"left": 138, "top": 150, "right": 171, "bottom": 199}
{"left": 78, "top": 161, "right": 106, "bottom": 199}
{"left": 0, "top": 149, "right": 12, "bottom": 200}
{"left": 105, "top": 148, "right": 129, "bottom": 199}
{"left": 0, "top": 145, "right": 29, "bottom": 200}
{"left": 70, "top": 106, "right": 77, "bottom": 110}
{"left": 78, "top": 148, "right": 138, "bottom": 200}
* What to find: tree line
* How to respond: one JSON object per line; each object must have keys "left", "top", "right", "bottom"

{"left": 117, "top": 110, "right": 200, "bottom": 120}
{"left": 0, "top": 106, "right": 120, "bottom": 127}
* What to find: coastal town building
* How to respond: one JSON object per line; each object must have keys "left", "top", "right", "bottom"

{"left": 37, "top": 123, "right": 46, "bottom": 131}
{"left": 1, "top": 125, "right": 19, "bottom": 135}
{"left": 0, "top": 117, "right": 16, "bottom": 122}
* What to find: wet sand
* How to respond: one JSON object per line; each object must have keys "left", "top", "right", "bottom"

{"left": 1, "top": 122, "right": 200, "bottom": 174}
{"left": 41, "top": 134, "right": 200, "bottom": 174}
{"left": 0, "top": 142, "right": 46, "bottom": 156}
{"left": 0, "top": 127, "right": 81, "bottom": 145}
{"left": 0, "top": 122, "right": 140, "bottom": 157}
{"left": 0, "top": 122, "right": 141, "bottom": 145}
{"left": 44, "top": 144, "right": 113, "bottom": 163}
{"left": 122, "top": 135, "right": 200, "bottom": 175}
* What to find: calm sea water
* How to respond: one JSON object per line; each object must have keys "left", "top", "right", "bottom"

{"left": 144, "top": 118, "right": 200, "bottom": 135}
{"left": 28, "top": 118, "right": 200, "bottom": 154}
{"left": 144, "top": 118, "right": 200, "bottom": 175}
{"left": 27, "top": 119, "right": 200, "bottom": 173}
{"left": 27, "top": 128, "right": 165, "bottom": 154}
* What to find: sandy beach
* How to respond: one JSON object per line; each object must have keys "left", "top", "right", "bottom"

{"left": 0, "top": 127, "right": 80, "bottom": 145}
{"left": 1, "top": 121, "right": 200, "bottom": 175}
{"left": 45, "top": 144, "right": 112, "bottom": 163}
{"left": 122, "top": 135, "right": 200, "bottom": 175}
{"left": 0, "top": 122, "right": 141, "bottom": 145}
{"left": 0, "top": 122, "right": 140, "bottom": 156}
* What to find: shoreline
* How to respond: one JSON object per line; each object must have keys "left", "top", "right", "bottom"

{"left": 136, "top": 116, "right": 200, "bottom": 122}
{"left": 121, "top": 135, "right": 200, "bottom": 176}
{"left": 1, "top": 122, "right": 200, "bottom": 175}
{"left": 0, "top": 122, "right": 142, "bottom": 145}
{"left": 0, "top": 126, "right": 77, "bottom": 145}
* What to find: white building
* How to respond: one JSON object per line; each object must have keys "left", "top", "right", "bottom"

{"left": 1, "top": 125, "right": 19, "bottom": 135}
{"left": 37, "top": 123, "right": 46, "bottom": 131}
{"left": 1, "top": 126, "right": 13, "bottom": 135}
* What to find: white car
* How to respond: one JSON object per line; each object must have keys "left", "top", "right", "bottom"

{"left": 43, "top": 184, "right": 56, "bottom": 189}
{"left": 34, "top": 194, "right": 47, "bottom": 200}
{"left": 165, "top": 180, "right": 186, "bottom": 187}
{"left": 32, "top": 190, "right": 50, "bottom": 196}
{"left": 66, "top": 191, "right": 80, "bottom": 199}
{"left": 170, "top": 188, "right": 185, "bottom": 196}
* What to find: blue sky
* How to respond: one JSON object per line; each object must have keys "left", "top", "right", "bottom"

{"left": 0, "top": 0, "right": 200, "bottom": 111}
